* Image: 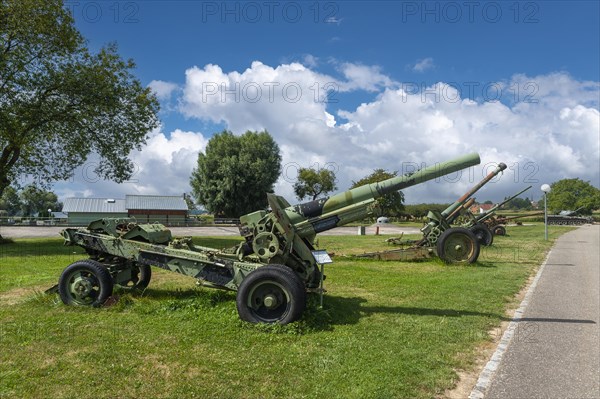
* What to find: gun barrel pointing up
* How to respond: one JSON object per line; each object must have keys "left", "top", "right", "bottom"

{"left": 476, "top": 185, "right": 533, "bottom": 222}
{"left": 287, "top": 152, "right": 481, "bottom": 227}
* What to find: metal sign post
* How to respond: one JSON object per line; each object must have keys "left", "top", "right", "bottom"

{"left": 311, "top": 250, "right": 333, "bottom": 308}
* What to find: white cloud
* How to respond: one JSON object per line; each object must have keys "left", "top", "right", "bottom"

{"left": 148, "top": 80, "right": 179, "bottom": 100}
{"left": 54, "top": 127, "right": 208, "bottom": 200}
{"left": 56, "top": 64, "right": 599, "bottom": 207}
{"left": 412, "top": 57, "right": 435, "bottom": 73}
{"left": 338, "top": 63, "right": 396, "bottom": 92}
{"left": 177, "top": 63, "right": 598, "bottom": 203}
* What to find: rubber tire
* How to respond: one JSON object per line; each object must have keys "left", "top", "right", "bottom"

{"left": 117, "top": 263, "right": 152, "bottom": 291}
{"left": 470, "top": 223, "right": 494, "bottom": 246}
{"left": 236, "top": 265, "right": 306, "bottom": 324}
{"left": 493, "top": 225, "right": 506, "bottom": 236}
{"left": 437, "top": 227, "right": 480, "bottom": 264}
{"left": 59, "top": 260, "right": 114, "bottom": 307}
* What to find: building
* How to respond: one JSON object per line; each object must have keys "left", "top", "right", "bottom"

{"left": 62, "top": 198, "right": 127, "bottom": 225}
{"left": 62, "top": 195, "right": 188, "bottom": 225}
{"left": 125, "top": 195, "right": 188, "bottom": 224}
{"left": 469, "top": 203, "right": 495, "bottom": 214}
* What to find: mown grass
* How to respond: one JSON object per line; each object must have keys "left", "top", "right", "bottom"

{"left": 0, "top": 224, "right": 574, "bottom": 399}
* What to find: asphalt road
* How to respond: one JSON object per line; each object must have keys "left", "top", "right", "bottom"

{"left": 484, "top": 225, "right": 600, "bottom": 399}
{"left": 0, "top": 224, "right": 420, "bottom": 239}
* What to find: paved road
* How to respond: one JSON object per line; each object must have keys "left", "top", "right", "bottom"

{"left": 484, "top": 225, "right": 600, "bottom": 399}
{"left": 0, "top": 224, "right": 420, "bottom": 239}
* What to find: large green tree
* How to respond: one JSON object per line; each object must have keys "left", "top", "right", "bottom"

{"left": 19, "top": 185, "right": 62, "bottom": 217}
{"left": 0, "top": 0, "right": 159, "bottom": 199}
{"left": 547, "top": 178, "right": 600, "bottom": 215}
{"left": 190, "top": 130, "right": 281, "bottom": 217}
{"left": 351, "top": 169, "right": 405, "bottom": 216}
{"left": 293, "top": 167, "right": 337, "bottom": 201}
{"left": 0, "top": 185, "right": 20, "bottom": 215}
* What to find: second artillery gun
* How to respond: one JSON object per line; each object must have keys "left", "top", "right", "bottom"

{"left": 53, "top": 153, "right": 481, "bottom": 324}
{"left": 361, "top": 162, "right": 512, "bottom": 261}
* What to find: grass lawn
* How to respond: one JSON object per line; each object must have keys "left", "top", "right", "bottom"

{"left": 0, "top": 224, "right": 574, "bottom": 399}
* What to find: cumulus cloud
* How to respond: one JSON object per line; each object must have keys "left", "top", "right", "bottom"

{"left": 176, "top": 62, "right": 598, "bottom": 203}
{"left": 412, "top": 57, "right": 435, "bottom": 73}
{"left": 56, "top": 62, "right": 599, "bottom": 207}
{"left": 54, "top": 127, "right": 208, "bottom": 200}
{"left": 148, "top": 80, "right": 179, "bottom": 100}
{"left": 338, "top": 63, "right": 396, "bottom": 92}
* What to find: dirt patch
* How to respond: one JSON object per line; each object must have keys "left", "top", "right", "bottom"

{"left": 440, "top": 265, "right": 540, "bottom": 398}
{"left": 0, "top": 285, "right": 49, "bottom": 305}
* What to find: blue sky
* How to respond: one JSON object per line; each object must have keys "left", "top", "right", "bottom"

{"left": 57, "top": 0, "right": 600, "bottom": 204}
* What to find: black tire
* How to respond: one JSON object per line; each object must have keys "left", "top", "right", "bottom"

{"left": 493, "top": 225, "right": 506, "bottom": 236}
{"left": 470, "top": 223, "right": 494, "bottom": 246}
{"left": 437, "top": 227, "right": 480, "bottom": 264}
{"left": 236, "top": 265, "right": 306, "bottom": 324}
{"left": 58, "top": 260, "right": 114, "bottom": 307}
{"left": 116, "top": 263, "right": 152, "bottom": 291}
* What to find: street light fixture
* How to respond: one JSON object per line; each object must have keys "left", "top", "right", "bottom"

{"left": 541, "top": 184, "right": 551, "bottom": 240}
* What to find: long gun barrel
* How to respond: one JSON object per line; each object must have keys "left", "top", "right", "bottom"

{"left": 286, "top": 152, "right": 481, "bottom": 235}
{"left": 440, "top": 162, "right": 507, "bottom": 219}
{"left": 475, "top": 185, "right": 532, "bottom": 223}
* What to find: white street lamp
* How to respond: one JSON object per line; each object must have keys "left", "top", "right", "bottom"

{"left": 541, "top": 184, "right": 551, "bottom": 240}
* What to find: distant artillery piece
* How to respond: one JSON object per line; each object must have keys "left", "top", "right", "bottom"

{"left": 359, "top": 162, "right": 510, "bottom": 262}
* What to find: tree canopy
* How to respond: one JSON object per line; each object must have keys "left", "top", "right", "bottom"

{"left": 293, "top": 167, "right": 337, "bottom": 201}
{"left": 351, "top": 169, "right": 405, "bottom": 216}
{"left": 190, "top": 130, "right": 281, "bottom": 217}
{"left": 502, "top": 196, "right": 532, "bottom": 210}
{"left": 0, "top": 185, "right": 62, "bottom": 216}
{"left": 0, "top": 0, "right": 159, "bottom": 199}
{"left": 547, "top": 178, "right": 600, "bottom": 215}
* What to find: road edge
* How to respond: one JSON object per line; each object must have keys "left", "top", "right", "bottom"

{"left": 468, "top": 248, "right": 554, "bottom": 399}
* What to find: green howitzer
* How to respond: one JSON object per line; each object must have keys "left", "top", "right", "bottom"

{"left": 457, "top": 185, "right": 532, "bottom": 242}
{"left": 485, "top": 211, "right": 544, "bottom": 236}
{"left": 52, "top": 152, "right": 480, "bottom": 324}
{"left": 469, "top": 185, "right": 533, "bottom": 225}
{"left": 358, "top": 162, "right": 508, "bottom": 262}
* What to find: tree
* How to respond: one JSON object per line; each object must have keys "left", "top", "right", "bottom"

{"left": 293, "top": 168, "right": 337, "bottom": 201}
{"left": 183, "top": 193, "right": 196, "bottom": 211}
{"left": 0, "top": 0, "right": 159, "bottom": 199}
{"left": 547, "top": 178, "right": 600, "bottom": 215}
{"left": 350, "top": 169, "right": 405, "bottom": 216}
{"left": 0, "top": 185, "right": 21, "bottom": 215}
{"left": 503, "top": 197, "right": 532, "bottom": 210}
{"left": 190, "top": 130, "right": 281, "bottom": 217}
{"left": 19, "top": 185, "right": 62, "bottom": 217}
{"left": 404, "top": 203, "right": 450, "bottom": 218}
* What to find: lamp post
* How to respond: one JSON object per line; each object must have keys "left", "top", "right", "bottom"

{"left": 541, "top": 184, "right": 551, "bottom": 240}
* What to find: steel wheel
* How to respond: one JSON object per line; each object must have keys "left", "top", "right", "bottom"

{"left": 493, "top": 225, "right": 506, "bottom": 236}
{"left": 236, "top": 265, "right": 305, "bottom": 324}
{"left": 470, "top": 223, "right": 494, "bottom": 246}
{"left": 116, "top": 263, "right": 152, "bottom": 290}
{"left": 436, "top": 227, "right": 480, "bottom": 263}
{"left": 58, "top": 260, "right": 113, "bottom": 306}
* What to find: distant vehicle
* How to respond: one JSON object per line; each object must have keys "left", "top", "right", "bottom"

{"left": 376, "top": 216, "right": 390, "bottom": 224}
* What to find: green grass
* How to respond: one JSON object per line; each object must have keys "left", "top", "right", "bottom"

{"left": 0, "top": 225, "right": 574, "bottom": 399}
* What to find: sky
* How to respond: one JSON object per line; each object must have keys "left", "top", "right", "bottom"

{"left": 51, "top": 0, "right": 600, "bottom": 205}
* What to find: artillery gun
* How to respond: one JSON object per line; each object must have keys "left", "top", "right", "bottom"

{"left": 455, "top": 185, "right": 532, "bottom": 244}
{"left": 483, "top": 211, "right": 543, "bottom": 236}
{"left": 359, "top": 162, "right": 508, "bottom": 261}
{"left": 53, "top": 153, "right": 481, "bottom": 324}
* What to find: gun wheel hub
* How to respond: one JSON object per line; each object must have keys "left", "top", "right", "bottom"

{"left": 72, "top": 276, "right": 94, "bottom": 298}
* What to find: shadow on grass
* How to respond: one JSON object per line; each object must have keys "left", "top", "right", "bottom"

{"left": 314, "top": 295, "right": 505, "bottom": 327}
